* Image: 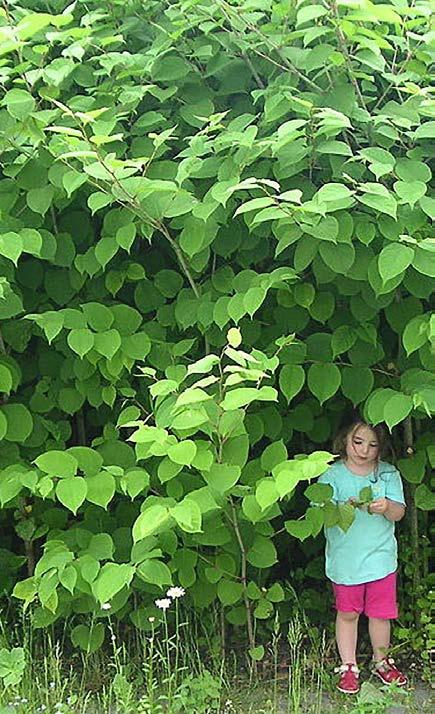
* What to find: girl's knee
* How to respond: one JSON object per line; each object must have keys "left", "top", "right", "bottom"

{"left": 337, "top": 610, "right": 360, "bottom": 622}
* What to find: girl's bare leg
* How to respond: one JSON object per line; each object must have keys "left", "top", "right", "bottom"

{"left": 336, "top": 611, "right": 359, "bottom": 664}
{"left": 368, "top": 617, "right": 390, "bottom": 661}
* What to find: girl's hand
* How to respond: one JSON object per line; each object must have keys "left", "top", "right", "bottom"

{"left": 368, "top": 498, "right": 388, "bottom": 515}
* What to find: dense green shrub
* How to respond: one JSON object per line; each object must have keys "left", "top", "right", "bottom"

{"left": 0, "top": 0, "right": 433, "bottom": 655}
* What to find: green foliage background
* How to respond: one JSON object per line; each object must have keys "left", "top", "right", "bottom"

{"left": 0, "top": 0, "right": 433, "bottom": 655}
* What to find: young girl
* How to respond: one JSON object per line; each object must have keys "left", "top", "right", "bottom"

{"left": 318, "top": 416, "right": 408, "bottom": 694}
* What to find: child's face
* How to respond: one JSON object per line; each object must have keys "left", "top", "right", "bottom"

{"left": 345, "top": 424, "right": 379, "bottom": 468}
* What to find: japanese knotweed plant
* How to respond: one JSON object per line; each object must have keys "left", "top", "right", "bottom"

{"left": 13, "top": 329, "right": 339, "bottom": 655}
{"left": 0, "top": 0, "right": 433, "bottom": 648}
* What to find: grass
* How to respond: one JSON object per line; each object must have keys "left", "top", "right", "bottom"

{"left": 226, "top": 681, "right": 430, "bottom": 714}
{"left": 0, "top": 600, "right": 431, "bottom": 714}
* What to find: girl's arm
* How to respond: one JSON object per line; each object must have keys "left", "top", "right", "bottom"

{"left": 369, "top": 498, "right": 405, "bottom": 521}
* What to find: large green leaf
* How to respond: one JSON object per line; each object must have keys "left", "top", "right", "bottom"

{"left": 0, "top": 471, "right": 23, "bottom": 506}
{"left": 341, "top": 367, "right": 374, "bottom": 405}
{"left": 34, "top": 451, "right": 78, "bottom": 479}
{"left": 66, "top": 447, "right": 103, "bottom": 477}
{"left": 93, "top": 563, "right": 135, "bottom": 603}
{"left": 378, "top": 243, "right": 414, "bottom": 283}
{"left": 204, "top": 463, "right": 241, "bottom": 494}
{"left": 121, "top": 332, "right": 151, "bottom": 360}
{"left": 167, "top": 440, "right": 197, "bottom": 466}
{"left": 247, "top": 536, "right": 277, "bottom": 568}
{"left": 397, "top": 452, "right": 426, "bottom": 484}
{"left": 304, "top": 483, "right": 333, "bottom": 504}
{"left": 170, "top": 499, "right": 202, "bottom": 533}
{"left": 332, "top": 326, "right": 357, "bottom": 358}
{"left": 1, "top": 404, "right": 33, "bottom": 442}
{"left": 393, "top": 181, "right": 427, "bottom": 209}
{"left": 124, "top": 468, "right": 150, "bottom": 499}
{"left": 56, "top": 477, "right": 87, "bottom": 514}
{"left": 307, "top": 364, "right": 341, "bottom": 405}
{"left": 412, "top": 241, "right": 435, "bottom": 278}
{"left": 82, "top": 303, "right": 114, "bottom": 332}
{"left": 67, "top": 329, "right": 94, "bottom": 359}
{"left": 137, "top": 560, "right": 172, "bottom": 588}
{"left": 414, "top": 121, "right": 435, "bottom": 140}
{"left": 403, "top": 315, "right": 429, "bottom": 356}
{"left": 94, "top": 330, "right": 122, "bottom": 359}
{"left": 260, "top": 441, "right": 287, "bottom": 472}
{"left": 0, "top": 232, "right": 23, "bottom": 265}
{"left": 86, "top": 472, "right": 116, "bottom": 509}
{"left": 71, "top": 624, "right": 105, "bottom": 654}
{"left": 285, "top": 519, "right": 312, "bottom": 541}
{"left": 217, "top": 579, "right": 244, "bottom": 606}
{"left": 4, "top": 88, "right": 35, "bottom": 119}
{"left": 356, "top": 185, "right": 397, "bottom": 218}
{"left": 383, "top": 392, "right": 413, "bottom": 430}
{"left": 414, "top": 484, "right": 435, "bottom": 511}
{"left": 27, "top": 186, "right": 54, "bottom": 216}
{"left": 132, "top": 505, "right": 171, "bottom": 542}
{"left": 279, "top": 365, "right": 305, "bottom": 403}
{"left": 0, "top": 365, "right": 13, "bottom": 394}
{"left": 221, "top": 386, "right": 277, "bottom": 410}
{"left": 255, "top": 478, "right": 280, "bottom": 510}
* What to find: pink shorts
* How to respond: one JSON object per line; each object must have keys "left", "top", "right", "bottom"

{"left": 333, "top": 572, "right": 398, "bottom": 619}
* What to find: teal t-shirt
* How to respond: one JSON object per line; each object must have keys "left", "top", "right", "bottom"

{"left": 318, "top": 460, "right": 405, "bottom": 586}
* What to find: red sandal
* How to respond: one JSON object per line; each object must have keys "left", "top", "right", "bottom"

{"left": 372, "top": 657, "right": 408, "bottom": 686}
{"left": 334, "top": 663, "right": 360, "bottom": 694}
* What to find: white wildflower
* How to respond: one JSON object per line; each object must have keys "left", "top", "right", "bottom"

{"left": 148, "top": 616, "right": 155, "bottom": 623}
{"left": 155, "top": 597, "right": 171, "bottom": 610}
{"left": 166, "top": 586, "right": 185, "bottom": 599}
{"left": 101, "top": 602, "right": 111, "bottom": 610}
{"left": 49, "top": 682, "right": 56, "bottom": 689}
